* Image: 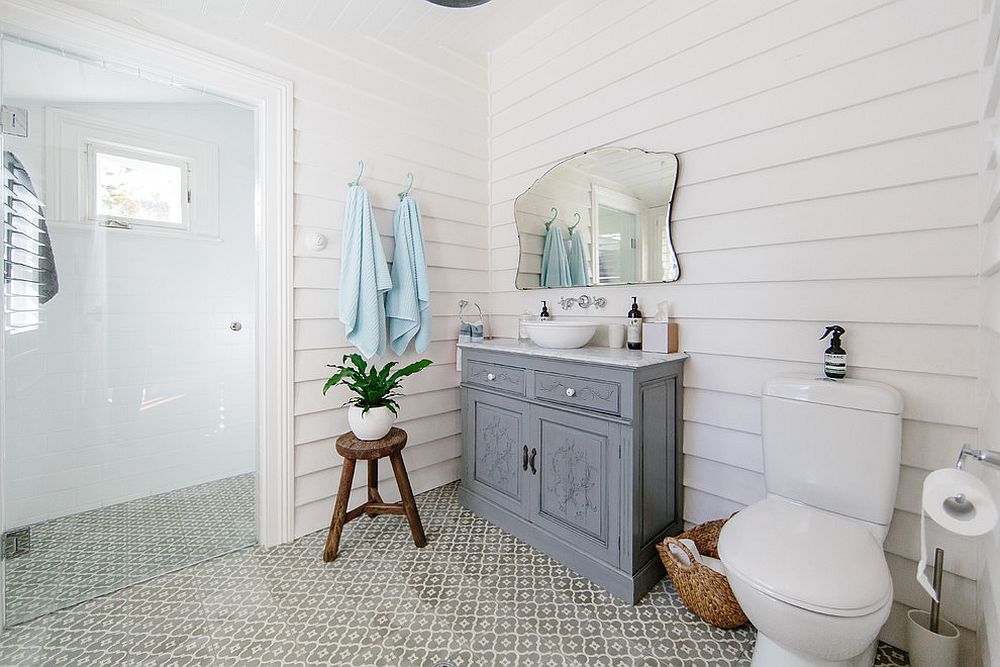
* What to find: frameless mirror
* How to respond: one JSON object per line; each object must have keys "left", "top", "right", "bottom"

{"left": 513, "top": 147, "right": 679, "bottom": 289}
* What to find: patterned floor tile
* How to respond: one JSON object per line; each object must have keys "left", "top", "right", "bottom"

{"left": 0, "top": 482, "right": 908, "bottom": 666}
{"left": 5, "top": 473, "right": 255, "bottom": 625}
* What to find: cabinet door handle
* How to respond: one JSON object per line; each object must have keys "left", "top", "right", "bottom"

{"left": 522, "top": 445, "right": 528, "bottom": 471}
{"left": 529, "top": 448, "right": 537, "bottom": 475}
{"left": 565, "top": 387, "right": 576, "bottom": 397}
{"left": 487, "top": 372, "right": 496, "bottom": 381}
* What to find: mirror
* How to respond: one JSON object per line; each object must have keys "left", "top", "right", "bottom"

{"left": 513, "top": 147, "right": 679, "bottom": 289}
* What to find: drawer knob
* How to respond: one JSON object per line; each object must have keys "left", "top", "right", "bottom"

{"left": 565, "top": 387, "right": 576, "bottom": 397}
{"left": 487, "top": 373, "right": 496, "bottom": 381}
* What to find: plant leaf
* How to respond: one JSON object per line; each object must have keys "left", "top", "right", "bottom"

{"left": 388, "top": 359, "right": 433, "bottom": 385}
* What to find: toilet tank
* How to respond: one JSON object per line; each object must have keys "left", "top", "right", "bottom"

{"left": 761, "top": 374, "right": 903, "bottom": 529}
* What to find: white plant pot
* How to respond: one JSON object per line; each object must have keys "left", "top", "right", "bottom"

{"left": 348, "top": 405, "right": 395, "bottom": 441}
{"left": 907, "top": 609, "right": 960, "bottom": 667}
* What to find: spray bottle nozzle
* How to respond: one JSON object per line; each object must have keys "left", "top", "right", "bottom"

{"left": 820, "top": 325, "right": 846, "bottom": 341}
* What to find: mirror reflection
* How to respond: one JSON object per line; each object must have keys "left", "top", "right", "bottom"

{"left": 514, "top": 147, "right": 679, "bottom": 289}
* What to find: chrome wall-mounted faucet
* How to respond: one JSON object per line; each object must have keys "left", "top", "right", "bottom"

{"left": 558, "top": 295, "right": 607, "bottom": 310}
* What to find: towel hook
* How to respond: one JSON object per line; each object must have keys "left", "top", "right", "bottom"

{"left": 544, "top": 207, "right": 558, "bottom": 230}
{"left": 398, "top": 172, "right": 414, "bottom": 201}
{"left": 348, "top": 159, "right": 365, "bottom": 187}
{"left": 568, "top": 212, "right": 582, "bottom": 234}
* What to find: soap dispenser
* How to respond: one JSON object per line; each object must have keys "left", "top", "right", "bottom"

{"left": 820, "top": 325, "right": 847, "bottom": 379}
{"left": 539, "top": 301, "right": 551, "bottom": 321}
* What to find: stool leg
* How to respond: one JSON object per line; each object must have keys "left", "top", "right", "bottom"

{"left": 323, "top": 457, "right": 356, "bottom": 562}
{"left": 366, "top": 459, "right": 381, "bottom": 517}
{"left": 389, "top": 451, "right": 427, "bottom": 548}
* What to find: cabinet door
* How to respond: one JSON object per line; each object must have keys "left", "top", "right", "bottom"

{"left": 528, "top": 405, "right": 620, "bottom": 565}
{"left": 463, "top": 389, "right": 529, "bottom": 515}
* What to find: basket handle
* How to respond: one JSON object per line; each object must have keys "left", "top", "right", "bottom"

{"left": 662, "top": 537, "right": 698, "bottom": 571}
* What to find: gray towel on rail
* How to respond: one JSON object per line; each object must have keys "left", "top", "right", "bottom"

{"left": 3, "top": 151, "right": 58, "bottom": 303}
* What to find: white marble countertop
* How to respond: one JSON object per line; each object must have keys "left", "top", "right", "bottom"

{"left": 458, "top": 338, "right": 687, "bottom": 369}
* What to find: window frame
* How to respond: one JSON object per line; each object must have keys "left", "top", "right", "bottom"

{"left": 85, "top": 140, "right": 194, "bottom": 232}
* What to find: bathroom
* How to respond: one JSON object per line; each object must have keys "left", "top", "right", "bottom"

{"left": 0, "top": 0, "right": 997, "bottom": 666}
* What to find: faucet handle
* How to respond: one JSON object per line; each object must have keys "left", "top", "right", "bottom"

{"left": 593, "top": 296, "right": 607, "bottom": 309}
{"left": 558, "top": 297, "right": 577, "bottom": 310}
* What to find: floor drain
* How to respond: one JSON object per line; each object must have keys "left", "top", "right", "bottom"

{"left": 431, "top": 663, "right": 457, "bottom": 667}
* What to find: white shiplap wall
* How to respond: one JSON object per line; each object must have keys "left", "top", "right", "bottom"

{"left": 489, "top": 0, "right": 981, "bottom": 655}
{"left": 61, "top": 1, "right": 491, "bottom": 538}
{"left": 978, "top": 1, "right": 1000, "bottom": 665}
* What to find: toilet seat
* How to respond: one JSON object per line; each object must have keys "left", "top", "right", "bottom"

{"left": 718, "top": 498, "right": 892, "bottom": 618}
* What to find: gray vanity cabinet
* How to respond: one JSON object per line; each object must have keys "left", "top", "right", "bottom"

{"left": 458, "top": 342, "right": 685, "bottom": 604}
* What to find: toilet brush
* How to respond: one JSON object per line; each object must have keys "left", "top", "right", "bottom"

{"left": 907, "top": 547, "right": 959, "bottom": 667}
{"left": 929, "top": 548, "right": 943, "bottom": 633}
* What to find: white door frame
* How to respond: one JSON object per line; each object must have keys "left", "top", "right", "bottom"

{"left": 0, "top": 0, "right": 295, "bottom": 553}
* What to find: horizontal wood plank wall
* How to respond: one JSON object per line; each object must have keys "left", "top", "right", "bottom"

{"left": 978, "top": 0, "right": 1000, "bottom": 665}
{"left": 61, "top": 2, "right": 491, "bottom": 539}
{"left": 488, "top": 0, "right": 981, "bottom": 654}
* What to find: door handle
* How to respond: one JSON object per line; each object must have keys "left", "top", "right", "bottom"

{"left": 529, "top": 448, "right": 537, "bottom": 475}
{"left": 522, "top": 445, "right": 528, "bottom": 471}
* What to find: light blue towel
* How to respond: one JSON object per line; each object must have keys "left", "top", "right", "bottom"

{"left": 541, "top": 221, "right": 572, "bottom": 287}
{"left": 386, "top": 195, "right": 432, "bottom": 355}
{"left": 568, "top": 223, "right": 589, "bottom": 287}
{"left": 339, "top": 184, "right": 392, "bottom": 359}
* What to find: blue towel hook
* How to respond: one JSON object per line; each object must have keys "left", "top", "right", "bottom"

{"left": 544, "top": 207, "right": 558, "bottom": 230}
{"left": 348, "top": 160, "right": 365, "bottom": 187}
{"left": 398, "top": 172, "right": 414, "bottom": 201}
{"left": 568, "top": 213, "right": 581, "bottom": 234}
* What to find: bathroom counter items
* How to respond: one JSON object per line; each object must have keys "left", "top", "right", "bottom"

{"left": 458, "top": 338, "right": 687, "bottom": 369}
{"left": 458, "top": 340, "right": 686, "bottom": 604}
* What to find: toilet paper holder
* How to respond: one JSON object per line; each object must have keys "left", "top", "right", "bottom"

{"left": 945, "top": 445, "right": 1000, "bottom": 517}
{"left": 956, "top": 444, "right": 1000, "bottom": 470}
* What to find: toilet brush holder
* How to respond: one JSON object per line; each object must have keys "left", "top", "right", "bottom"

{"left": 906, "top": 609, "right": 959, "bottom": 667}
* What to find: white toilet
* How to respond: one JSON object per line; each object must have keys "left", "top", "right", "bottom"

{"left": 718, "top": 374, "right": 904, "bottom": 667}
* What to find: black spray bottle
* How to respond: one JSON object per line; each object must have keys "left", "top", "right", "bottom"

{"left": 820, "top": 325, "right": 847, "bottom": 379}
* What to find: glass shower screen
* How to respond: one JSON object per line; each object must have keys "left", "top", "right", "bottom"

{"left": 0, "top": 36, "right": 259, "bottom": 624}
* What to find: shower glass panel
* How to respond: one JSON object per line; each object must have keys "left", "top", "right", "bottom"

{"left": 1, "top": 36, "right": 258, "bottom": 625}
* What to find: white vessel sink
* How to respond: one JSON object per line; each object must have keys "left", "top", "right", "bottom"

{"left": 523, "top": 320, "right": 598, "bottom": 349}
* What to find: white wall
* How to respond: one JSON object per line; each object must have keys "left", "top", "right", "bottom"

{"left": 3, "top": 101, "right": 257, "bottom": 526}
{"left": 978, "top": 2, "right": 1000, "bottom": 665}
{"left": 56, "top": 1, "right": 494, "bottom": 539}
{"left": 489, "top": 0, "right": 982, "bottom": 656}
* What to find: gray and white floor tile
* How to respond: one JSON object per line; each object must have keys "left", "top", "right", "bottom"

{"left": 0, "top": 482, "right": 908, "bottom": 666}
{"left": 5, "top": 473, "right": 255, "bottom": 625}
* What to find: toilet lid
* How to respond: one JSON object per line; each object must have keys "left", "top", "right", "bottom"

{"left": 717, "top": 498, "right": 892, "bottom": 617}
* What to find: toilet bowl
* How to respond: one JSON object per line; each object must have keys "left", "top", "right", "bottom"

{"left": 719, "top": 374, "right": 904, "bottom": 667}
{"left": 719, "top": 498, "right": 893, "bottom": 666}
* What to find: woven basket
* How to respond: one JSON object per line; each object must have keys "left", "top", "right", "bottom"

{"left": 656, "top": 517, "right": 748, "bottom": 629}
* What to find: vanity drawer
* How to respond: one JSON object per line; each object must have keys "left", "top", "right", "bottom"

{"left": 533, "top": 371, "right": 620, "bottom": 415}
{"left": 465, "top": 360, "right": 526, "bottom": 396}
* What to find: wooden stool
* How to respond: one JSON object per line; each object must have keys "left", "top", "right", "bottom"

{"left": 322, "top": 427, "right": 427, "bottom": 562}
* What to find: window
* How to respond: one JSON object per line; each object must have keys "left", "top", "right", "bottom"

{"left": 45, "top": 108, "right": 220, "bottom": 239}
{"left": 87, "top": 142, "right": 192, "bottom": 230}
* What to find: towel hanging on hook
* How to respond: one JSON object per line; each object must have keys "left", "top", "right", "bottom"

{"left": 568, "top": 212, "right": 590, "bottom": 287}
{"left": 541, "top": 207, "right": 571, "bottom": 287}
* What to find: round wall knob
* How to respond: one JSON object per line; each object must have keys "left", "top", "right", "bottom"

{"left": 565, "top": 387, "right": 576, "bottom": 397}
{"left": 487, "top": 373, "right": 496, "bottom": 381}
{"left": 230, "top": 322, "right": 242, "bottom": 332}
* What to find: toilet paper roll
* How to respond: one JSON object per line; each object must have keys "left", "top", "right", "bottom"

{"left": 916, "top": 468, "right": 998, "bottom": 600}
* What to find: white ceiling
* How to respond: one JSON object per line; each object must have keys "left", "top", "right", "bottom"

{"left": 65, "top": 0, "right": 564, "bottom": 65}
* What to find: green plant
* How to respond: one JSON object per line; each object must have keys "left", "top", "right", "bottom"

{"left": 322, "top": 354, "right": 432, "bottom": 415}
